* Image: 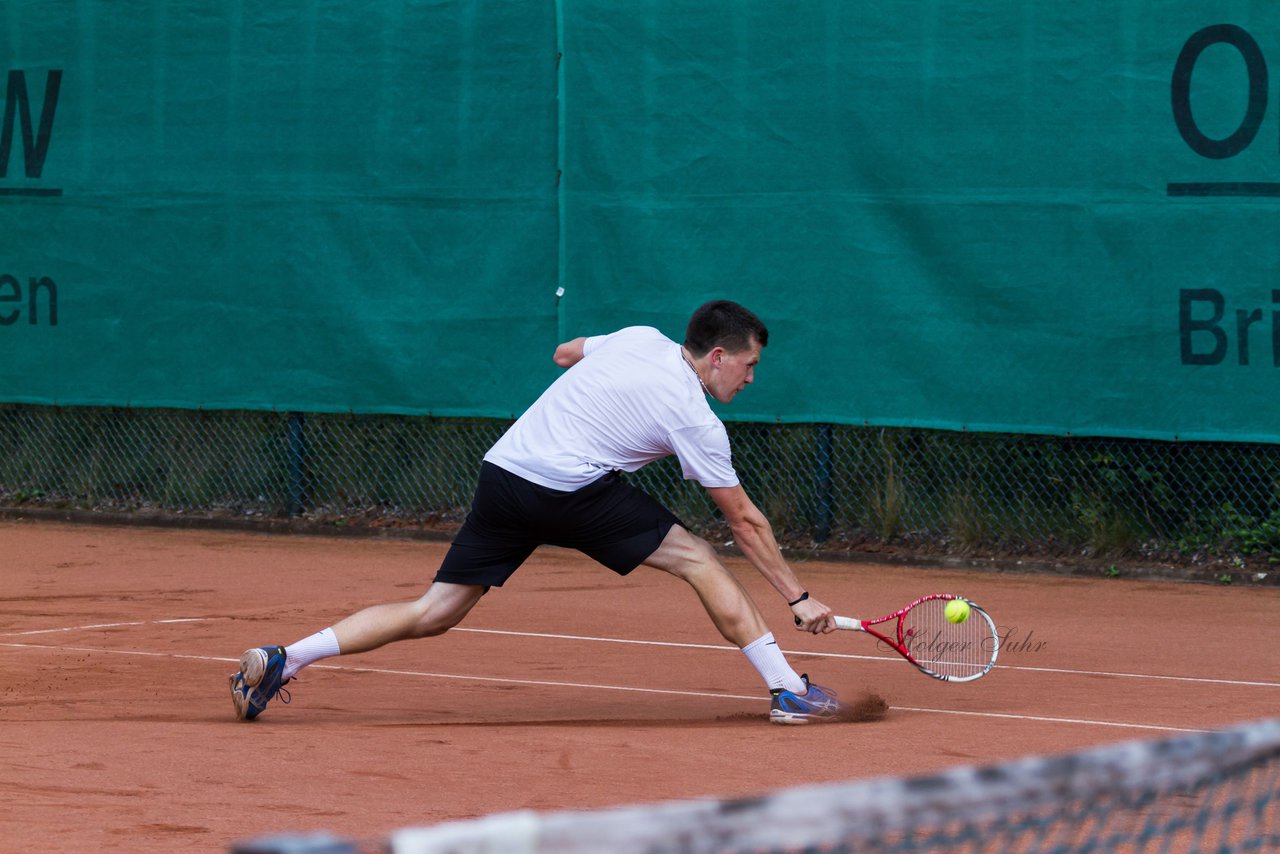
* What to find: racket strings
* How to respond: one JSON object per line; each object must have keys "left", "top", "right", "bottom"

{"left": 900, "top": 599, "right": 996, "bottom": 680}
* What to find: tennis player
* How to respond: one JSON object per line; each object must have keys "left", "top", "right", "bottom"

{"left": 230, "top": 300, "right": 846, "bottom": 724}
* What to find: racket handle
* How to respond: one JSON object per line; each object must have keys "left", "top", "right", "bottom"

{"left": 794, "top": 615, "right": 863, "bottom": 630}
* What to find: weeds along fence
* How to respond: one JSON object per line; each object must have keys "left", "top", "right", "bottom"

{"left": 2, "top": 404, "right": 1279, "bottom": 566}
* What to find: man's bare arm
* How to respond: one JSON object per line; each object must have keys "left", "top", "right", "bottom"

{"left": 707, "top": 484, "right": 835, "bottom": 633}
{"left": 553, "top": 337, "right": 587, "bottom": 368}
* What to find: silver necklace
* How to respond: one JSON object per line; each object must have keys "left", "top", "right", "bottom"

{"left": 681, "top": 348, "right": 711, "bottom": 396}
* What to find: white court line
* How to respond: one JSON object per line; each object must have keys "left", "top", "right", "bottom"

{"left": 0, "top": 640, "right": 1213, "bottom": 734}
{"left": 983, "top": 662, "right": 1280, "bottom": 689}
{"left": 455, "top": 627, "right": 1280, "bottom": 689}
{"left": 0, "top": 641, "right": 779, "bottom": 702}
{"left": 4, "top": 620, "right": 1272, "bottom": 689}
{"left": 305, "top": 664, "right": 1208, "bottom": 732}
{"left": 0, "top": 618, "right": 209, "bottom": 637}
{"left": 892, "top": 706, "right": 1207, "bottom": 734}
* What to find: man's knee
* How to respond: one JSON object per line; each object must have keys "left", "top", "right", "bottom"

{"left": 671, "top": 537, "right": 727, "bottom": 583}
{"left": 410, "top": 584, "right": 483, "bottom": 637}
{"left": 412, "top": 610, "right": 459, "bottom": 638}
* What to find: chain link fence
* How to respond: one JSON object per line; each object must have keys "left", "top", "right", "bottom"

{"left": 3, "top": 404, "right": 1279, "bottom": 572}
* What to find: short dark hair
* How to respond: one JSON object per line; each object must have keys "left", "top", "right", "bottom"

{"left": 683, "top": 300, "right": 769, "bottom": 357}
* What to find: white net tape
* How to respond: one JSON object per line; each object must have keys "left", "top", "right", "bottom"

{"left": 389, "top": 718, "right": 1280, "bottom": 854}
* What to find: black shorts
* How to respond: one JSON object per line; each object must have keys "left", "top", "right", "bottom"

{"left": 434, "top": 461, "right": 682, "bottom": 588}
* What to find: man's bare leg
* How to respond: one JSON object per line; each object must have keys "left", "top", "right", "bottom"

{"left": 232, "top": 581, "right": 487, "bottom": 720}
{"left": 328, "top": 581, "right": 487, "bottom": 654}
{"left": 642, "top": 524, "right": 769, "bottom": 646}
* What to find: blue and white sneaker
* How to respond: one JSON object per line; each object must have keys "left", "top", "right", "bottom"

{"left": 769, "top": 675, "right": 844, "bottom": 725}
{"left": 229, "top": 645, "right": 290, "bottom": 721}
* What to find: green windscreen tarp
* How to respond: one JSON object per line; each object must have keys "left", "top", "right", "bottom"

{"left": 2, "top": 1, "right": 560, "bottom": 418}
{"left": 3, "top": 2, "right": 1278, "bottom": 441}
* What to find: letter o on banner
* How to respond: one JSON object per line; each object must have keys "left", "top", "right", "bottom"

{"left": 1171, "top": 24, "right": 1269, "bottom": 160}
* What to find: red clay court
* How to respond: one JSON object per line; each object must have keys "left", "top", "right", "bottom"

{"left": 2, "top": 518, "right": 1277, "bottom": 851}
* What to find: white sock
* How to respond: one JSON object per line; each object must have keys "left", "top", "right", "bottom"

{"left": 282, "top": 627, "right": 341, "bottom": 681}
{"left": 741, "top": 632, "right": 806, "bottom": 694}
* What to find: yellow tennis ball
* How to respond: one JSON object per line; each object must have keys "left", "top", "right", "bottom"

{"left": 944, "top": 599, "right": 970, "bottom": 624}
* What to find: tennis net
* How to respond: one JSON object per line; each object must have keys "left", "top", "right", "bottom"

{"left": 388, "top": 717, "right": 1280, "bottom": 854}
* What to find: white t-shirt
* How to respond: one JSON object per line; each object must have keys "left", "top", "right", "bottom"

{"left": 484, "top": 326, "right": 740, "bottom": 491}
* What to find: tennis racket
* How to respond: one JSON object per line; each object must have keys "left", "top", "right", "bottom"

{"left": 802, "top": 594, "right": 998, "bottom": 682}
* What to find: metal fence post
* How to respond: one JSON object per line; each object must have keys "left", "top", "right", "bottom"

{"left": 287, "top": 412, "right": 306, "bottom": 517}
{"left": 815, "top": 422, "right": 834, "bottom": 542}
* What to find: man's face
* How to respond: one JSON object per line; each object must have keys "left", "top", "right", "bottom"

{"left": 707, "top": 338, "right": 762, "bottom": 404}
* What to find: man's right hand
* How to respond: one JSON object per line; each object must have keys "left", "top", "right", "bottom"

{"left": 792, "top": 595, "right": 836, "bottom": 634}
